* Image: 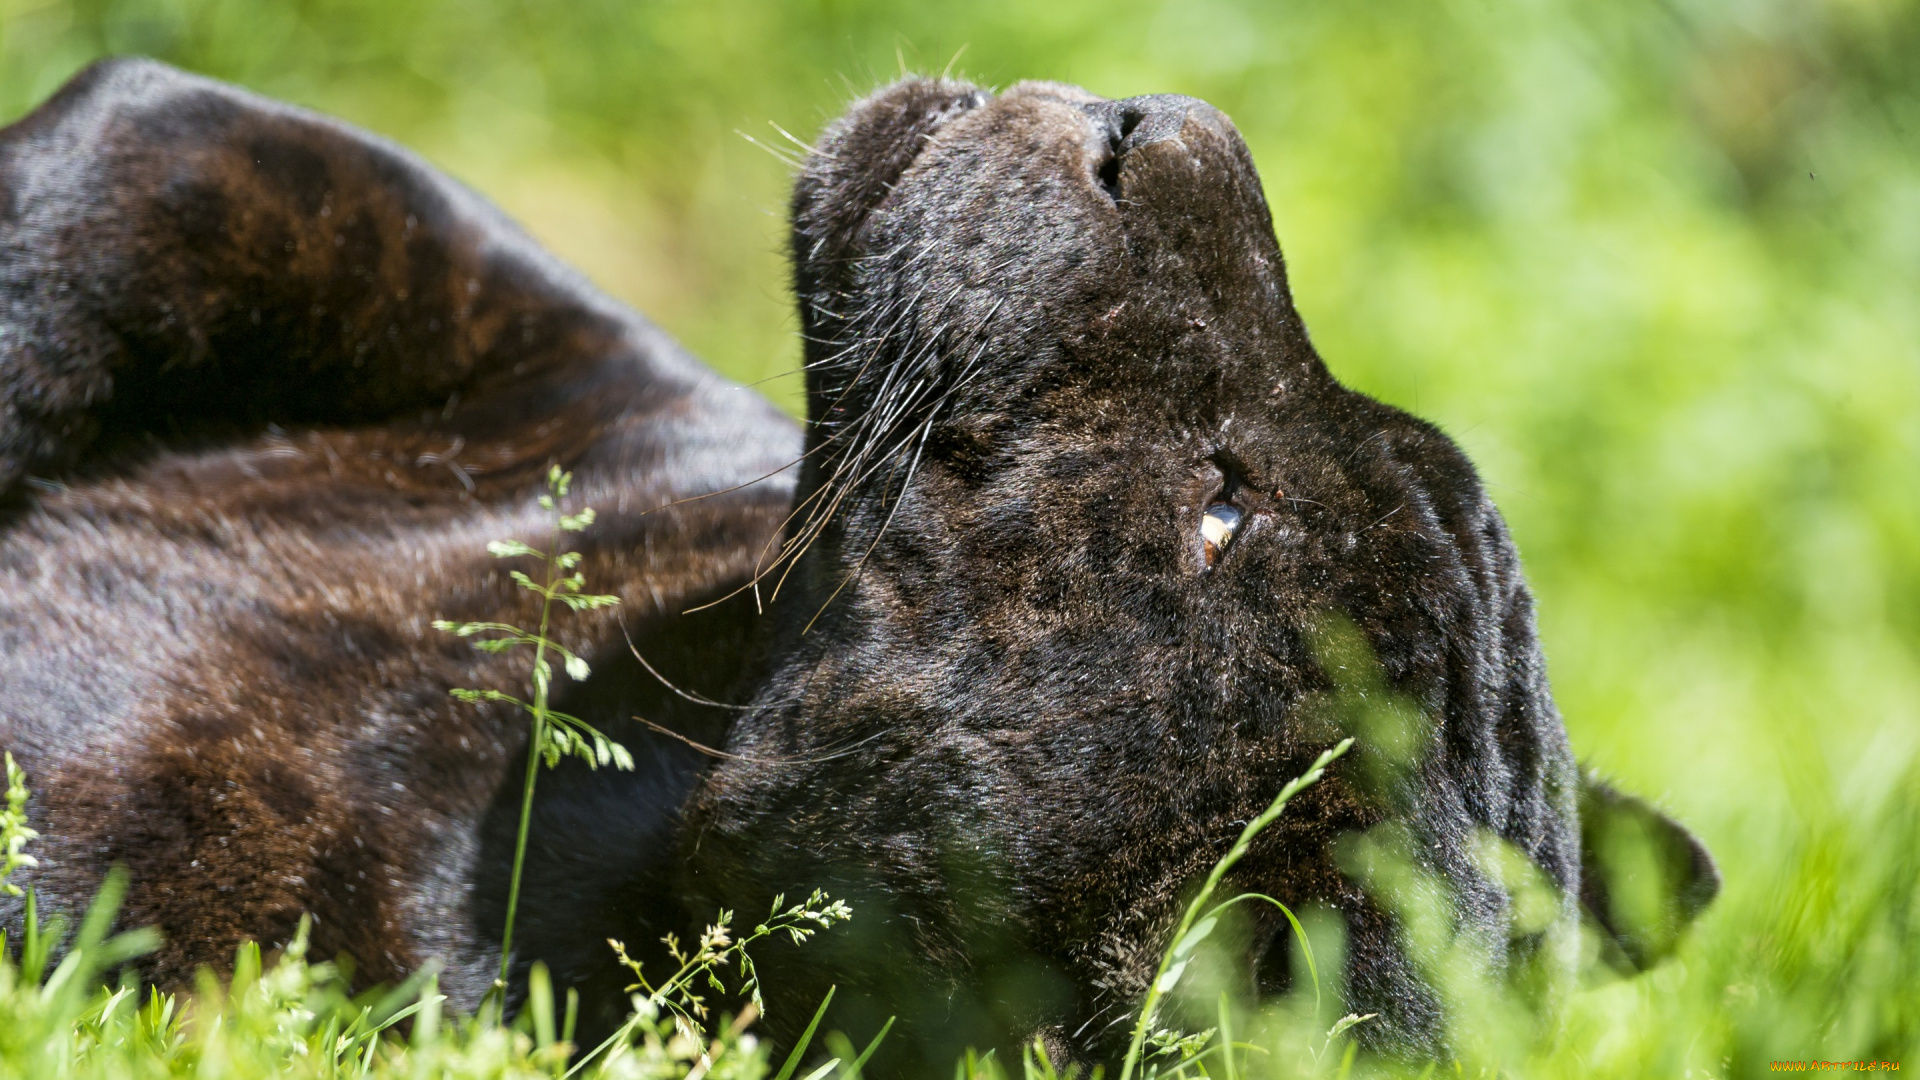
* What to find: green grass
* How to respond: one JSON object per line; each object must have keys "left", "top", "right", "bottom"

{"left": 1, "top": 0, "right": 1916, "bottom": 1074}
{"left": 5, "top": 726, "right": 1916, "bottom": 1079}
{"left": 0, "top": 760, "right": 844, "bottom": 1080}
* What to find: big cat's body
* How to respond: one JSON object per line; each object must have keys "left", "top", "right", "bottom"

{"left": 0, "top": 59, "right": 1712, "bottom": 1076}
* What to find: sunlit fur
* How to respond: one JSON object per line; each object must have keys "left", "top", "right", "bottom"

{"left": 680, "top": 78, "right": 1640, "bottom": 1073}
{"left": 0, "top": 61, "right": 1713, "bottom": 1078}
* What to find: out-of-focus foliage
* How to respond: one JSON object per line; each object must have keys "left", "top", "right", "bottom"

{"left": 2, "top": 0, "right": 1916, "bottom": 1071}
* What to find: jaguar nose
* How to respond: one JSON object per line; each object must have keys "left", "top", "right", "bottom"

{"left": 1081, "top": 94, "right": 1237, "bottom": 202}
{"left": 1098, "top": 94, "right": 1208, "bottom": 146}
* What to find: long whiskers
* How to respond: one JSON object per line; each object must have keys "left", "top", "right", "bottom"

{"left": 689, "top": 274, "right": 1000, "bottom": 623}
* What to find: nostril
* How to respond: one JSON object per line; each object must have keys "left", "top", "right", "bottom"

{"left": 1087, "top": 102, "right": 1149, "bottom": 203}
{"left": 1096, "top": 150, "right": 1122, "bottom": 202}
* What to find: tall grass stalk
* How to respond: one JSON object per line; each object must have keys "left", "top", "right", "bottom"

{"left": 435, "top": 466, "right": 631, "bottom": 1002}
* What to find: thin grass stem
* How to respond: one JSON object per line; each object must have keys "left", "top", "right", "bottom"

{"left": 1118, "top": 737, "right": 1354, "bottom": 1080}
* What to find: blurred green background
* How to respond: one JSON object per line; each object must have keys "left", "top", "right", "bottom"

{"left": 2, "top": 0, "right": 1916, "bottom": 1064}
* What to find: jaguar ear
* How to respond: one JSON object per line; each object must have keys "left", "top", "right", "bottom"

{"left": 1578, "top": 771, "right": 1720, "bottom": 974}
{"left": 1582, "top": 768, "right": 1720, "bottom": 972}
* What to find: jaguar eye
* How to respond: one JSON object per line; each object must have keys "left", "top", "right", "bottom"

{"left": 1200, "top": 503, "right": 1243, "bottom": 568}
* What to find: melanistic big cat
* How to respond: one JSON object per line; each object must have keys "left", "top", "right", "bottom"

{"left": 0, "top": 59, "right": 1716, "bottom": 1073}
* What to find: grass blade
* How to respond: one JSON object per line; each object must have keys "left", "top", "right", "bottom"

{"left": 843, "top": 1016, "right": 895, "bottom": 1078}
{"left": 771, "top": 985, "right": 836, "bottom": 1080}
{"left": 1119, "top": 738, "right": 1353, "bottom": 1080}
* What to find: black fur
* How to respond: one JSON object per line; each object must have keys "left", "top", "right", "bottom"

{"left": 686, "top": 79, "right": 1591, "bottom": 1067}
{"left": 0, "top": 62, "right": 1714, "bottom": 1075}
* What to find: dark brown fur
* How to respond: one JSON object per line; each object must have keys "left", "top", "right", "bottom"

{"left": 0, "top": 58, "right": 798, "bottom": 1004}
{"left": 0, "top": 60, "right": 1714, "bottom": 1075}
